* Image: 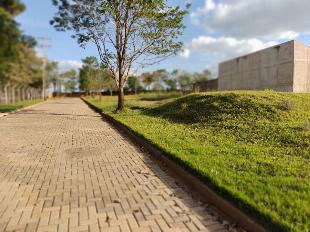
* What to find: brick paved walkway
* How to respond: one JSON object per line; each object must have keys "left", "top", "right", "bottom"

{"left": 0, "top": 98, "right": 228, "bottom": 232}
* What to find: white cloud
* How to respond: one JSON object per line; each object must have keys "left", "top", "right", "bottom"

{"left": 56, "top": 60, "right": 83, "bottom": 72}
{"left": 180, "top": 48, "right": 191, "bottom": 58}
{"left": 182, "top": 36, "right": 278, "bottom": 76}
{"left": 184, "top": 0, "right": 310, "bottom": 73}
{"left": 205, "top": 0, "right": 216, "bottom": 11}
{"left": 191, "top": 0, "right": 310, "bottom": 40}
{"left": 186, "top": 36, "right": 277, "bottom": 59}
{"left": 278, "top": 31, "right": 299, "bottom": 40}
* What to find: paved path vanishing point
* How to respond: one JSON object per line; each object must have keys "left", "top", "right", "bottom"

{"left": 0, "top": 98, "right": 228, "bottom": 232}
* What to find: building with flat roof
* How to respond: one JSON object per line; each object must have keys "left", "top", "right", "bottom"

{"left": 218, "top": 40, "right": 310, "bottom": 92}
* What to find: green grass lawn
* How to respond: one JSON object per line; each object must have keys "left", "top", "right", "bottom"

{"left": 85, "top": 91, "right": 310, "bottom": 232}
{"left": 0, "top": 99, "right": 43, "bottom": 113}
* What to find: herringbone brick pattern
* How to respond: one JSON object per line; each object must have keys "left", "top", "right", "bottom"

{"left": 0, "top": 98, "right": 228, "bottom": 232}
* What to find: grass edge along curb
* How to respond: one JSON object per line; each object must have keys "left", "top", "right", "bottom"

{"left": 0, "top": 100, "right": 45, "bottom": 118}
{"left": 82, "top": 97, "right": 269, "bottom": 232}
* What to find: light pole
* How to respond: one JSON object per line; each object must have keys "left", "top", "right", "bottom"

{"left": 37, "top": 37, "right": 51, "bottom": 100}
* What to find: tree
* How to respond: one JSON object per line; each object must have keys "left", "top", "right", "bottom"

{"left": 20, "top": 35, "right": 37, "bottom": 48}
{"left": 0, "top": 7, "right": 20, "bottom": 86}
{"left": 100, "top": 67, "right": 116, "bottom": 96}
{"left": 51, "top": 0, "right": 189, "bottom": 112}
{"left": 0, "top": 0, "right": 25, "bottom": 82}
{"left": 46, "top": 61, "right": 59, "bottom": 94}
{"left": 0, "top": 0, "right": 25, "bottom": 16}
{"left": 64, "top": 78, "right": 76, "bottom": 93}
{"left": 79, "top": 56, "right": 99, "bottom": 93}
{"left": 152, "top": 69, "right": 168, "bottom": 90}
{"left": 60, "top": 69, "right": 77, "bottom": 93}
{"left": 193, "top": 69, "right": 211, "bottom": 83}
{"left": 170, "top": 69, "right": 192, "bottom": 89}
{"left": 0, "top": 0, "right": 42, "bottom": 103}
{"left": 127, "top": 75, "right": 141, "bottom": 94}
{"left": 1, "top": 33, "right": 42, "bottom": 103}
{"left": 141, "top": 72, "right": 155, "bottom": 91}
{"left": 79, "top": 56, "right": 116, "bottom": 96}
{"left": 13, "top": 38, "right": 42, "bottom": 85}
{"left": 164, "top": 71, "right": 178, "bottom": 90}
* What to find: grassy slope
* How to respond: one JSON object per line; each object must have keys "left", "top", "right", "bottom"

{"left": 0, "top": 100, "right": 42, "bottom": 113}
{"left": 85, "top": 91, "right": 310, "bottom": 232}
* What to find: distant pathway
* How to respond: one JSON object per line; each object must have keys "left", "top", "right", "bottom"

{"left": 0, "top": 98, "right": 227, "bottom": 232}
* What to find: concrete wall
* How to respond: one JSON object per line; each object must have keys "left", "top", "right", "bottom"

{"left": 218, "top": 40, "right": 310, "bottom": 92}
{"left": 194, "top": 79, "right": 218, "bottom": 92}
{"left": 293, "top": 41, "right": 310, "bottom": 92}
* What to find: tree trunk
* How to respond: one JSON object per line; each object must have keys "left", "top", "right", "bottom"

{"left": 53, "top": 82, "right": 57, "bottom": 94}
{"left": 18, "top": 87, "right": 21, "bottom": 102}
{"left": 4, "top": 84, "right": 9, "bottom": 104}
{"left": 57, "top": 79, "right": 61, "bottom": 97}
{"left": 0, "top": 88, "right": 2, "bottom": 104}
{"left": 29, "top": 88, "right": 33, "bottom": 100}
{"left": 98, "top": 90, "right": 102, "bottom": 101}
{"left": 25, "top": 88, "right": 29, "bottom": 100}
{"left": 12, "top": 85, "right": 16, "bottom": 103}
{"left": 117, "top": 86, "right": 124, "bottom": 112}
{"left": 22, "top": 87, "right": 26, "bottom": 101}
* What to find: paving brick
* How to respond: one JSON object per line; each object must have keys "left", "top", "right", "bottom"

{"left": 0, "top": 98, "right": 227, "bottom": 232}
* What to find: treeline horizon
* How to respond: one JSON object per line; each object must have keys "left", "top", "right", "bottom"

{"left": 43, "top": 56, "right": 213, "bottom": 95}
{"left": 58, "top": 56, "right": 213, "bottom": 95}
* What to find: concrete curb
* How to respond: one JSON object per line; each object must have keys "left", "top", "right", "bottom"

{"left": 82, "top": 98, "right": 269, "bottom": 232}
{"left": 0, "top": 100, "right": 45, "bottom": 119}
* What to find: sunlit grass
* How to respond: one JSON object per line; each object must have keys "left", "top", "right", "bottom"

{"left": 85, "top": 91, "right": 310, "bottom": 232}
{"left": 0, "top": 99, "right": 43, "bottom": 113}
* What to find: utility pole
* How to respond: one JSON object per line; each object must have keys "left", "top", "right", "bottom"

{"left": 37, "top": 37, "right": 51, "bottom": 100}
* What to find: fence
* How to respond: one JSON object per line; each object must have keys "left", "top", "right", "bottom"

{"left": 0, "top": 84, "right": 42, "bottom": 104}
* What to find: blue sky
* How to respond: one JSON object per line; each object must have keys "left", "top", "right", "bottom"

{"left": 16, "top": 0, "right": 310, "bottom": 76}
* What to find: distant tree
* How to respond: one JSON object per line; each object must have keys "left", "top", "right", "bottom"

{"left": 101, "top": 68, "right": 116, "bottom": 96}
{"left": 93, "top": 63, "right": 110, "bottom": 98}
{"left": 60, "top": 69, "right": 76, "bottom": 79}
{"left": 141, "top": 72, "right": 155, "bottom": 91}
{"left": 60, "top": 69, "right": 77, "bottom": 93}
{"left": 152, "top": 69, "right": 169, "bottom": 90}
{"left": 193, "top": 69, "right": 211, "bottom": 83}
{"left": 46, "top": 61, "right": 59, "bottom": 94}
{"left": 51, "top": 0, "right": 189, "bottom": 112}
{"left": 165, "top": 78, "right": 178, "bottom": 91}
{"left": 79, "top": 56, "right": 99, "bottom": 93}
{"left": 15, "top": 38, "right": 42, "bottom": 84}
{"left": 64, "top": 79, "right": 75, "bottom": 93}
{"left": 79, "top": 56, "right": 116, "bottom": 97}
{"left": 171, "top": 69, "right": 192, "bottom": 89}
{"left": 127, "top": 75, "right": 141, "bottom": 94}
{"left": 179, "top": 73, "right": 192, "bottom": 86}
